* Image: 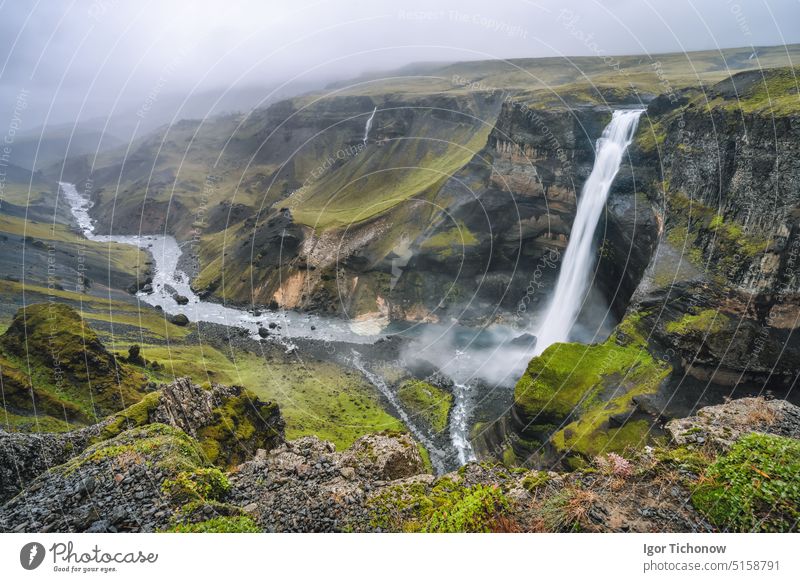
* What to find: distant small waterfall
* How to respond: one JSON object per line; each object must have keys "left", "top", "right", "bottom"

{"left": 362, "top": 106, "right": 377, "bottom": 145}
{"left": 534, "top": 109, "right": 644, "bottom": 355}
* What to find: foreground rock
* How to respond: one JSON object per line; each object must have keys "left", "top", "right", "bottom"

{"left": 2, "top": 396, "right": 797, "bottom": 533}
{"left": 666, "top": 397, "right": 800, "bottom": 450}
{"left": 0, "top": 424, "right": 201, "bottom": 532}
{"left": 0, "top": 378, "right": 284, "bottom": 502}
{"left": 0, "top": 422, "right": 111, "bottom": 502}
{"left": 230, "top": 433, "right": 425, "bottom": 532}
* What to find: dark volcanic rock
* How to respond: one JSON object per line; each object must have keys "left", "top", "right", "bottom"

{"left": 666, "top": 397, "right": 800, "bottom": 451}
{"left": 170, "top": 313, "right": 190, "bottom": 326}
{"left": 0, "top": 424, "right": 199, "bottom": 533}
{"left": 0, "top": 422, "right": 110, "bottom": 502}
{"left": 229, "top": 433, "right": 426, "bottom": 532}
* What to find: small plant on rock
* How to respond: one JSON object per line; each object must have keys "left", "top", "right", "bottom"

{"left": 166, "top": 516, "right": 260, "bottom": 533}
{"left": 424, "top": 484, "right": 510, "bottom": 533}
{"left": 539, "top": 486, "right": 599, "bottom": 532}
{"left": 594, "top": 452, "right": 633, "bottom": 478}
{"left": 161, "top": 467, "right": 230, "bottom": 504}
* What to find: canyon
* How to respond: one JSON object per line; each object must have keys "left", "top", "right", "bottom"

{"left": 1, "top": 44, "right": 799, "bottom": 532}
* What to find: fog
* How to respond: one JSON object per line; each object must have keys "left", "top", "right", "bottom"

{"left": 394, "top": 283, "right": 615, "bottom": 391}
{"left": 1, "top": 0, "right": 798, "bottom": 137}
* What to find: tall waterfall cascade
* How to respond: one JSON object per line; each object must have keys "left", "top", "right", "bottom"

{"left": 533, "top": 109, "right": 644, "bottom": 355}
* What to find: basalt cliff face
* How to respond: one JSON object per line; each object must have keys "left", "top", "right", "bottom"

{"left": 188, "top": 96, "right": 614, "bottom": 325}
{"left": 630, "top": 68, "right": 800, "bottom": 391}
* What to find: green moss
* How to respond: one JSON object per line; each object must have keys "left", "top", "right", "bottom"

{"left": 417, "top": 443, "right": 433, "bottom": 473}
{"left": 656, "top": 445, "right": 713, "bottom": 475}
{"left": 665, "top": 225, "right": 705, "bottom": 266}
{"left": 664, "top": 192, "right": 769, "bottom": 277}
{"left": 554, "top": 418, "right": 652, "bottom": 459}
{"left": 226, "top": 353, "right": 405, "bottom": 451}
{"left": 287, "top": 110, "right": 494, "bottom": 230}
{"left": 665, "top": 308, "right": 729, "bottom": 335}
{"left": 522, "top": 470, "right": 550, "bottom": 493}
{"left": 636, "top": 120, "right": 667, "bottom": 153}
{"left": 165, "top": 516, "right": 260, "bottom": 533}
{"left": 0, "top": 409, "right": 74, "bottom": 433}
{"left": 368, "top": 477, "right": 511, "bottom": 533}
{"left": 161, "top": 467, "right": 230, "bottom": 503}
{"left": 96, "top": 391, "right": 161, "bottom": 442}
{"left": 0, "top": 351, "right": 89, "bottom": 427}
{"left": 704, "top": 67, "right": 800, "bottom": 116}
{"left": 691, "top": 433, "right": 800, "bottom": 532}
{"left": 60, "top": 423, "right": 205, "bottom": 476}
{"left": 196, "top": 388, "right": 281, "bottom": 467}
{"left": 0, "top": 303, "right": 148, "bottom": 426}
{"left": 397, "top": 379, "right": 452, "bottom": 434}
{"left": 502, "top": 445, "right": 517, "bottom": 467}
{"left": 420, "top": 222, "right": 479, "bottom": 252}
{"left": 515, "top": 324, "right": 668, "bottom": 425}
{"left": 424, "top": 484, "right": 509, "bottom": 533}
{"left": 514, "top": 312, "right": 670, "bottom": 459}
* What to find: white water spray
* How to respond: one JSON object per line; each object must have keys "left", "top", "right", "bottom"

{"left": 449, "top": 382, "right": 476, "bottom": 465}
{"left": 362, "top": 106, "right": 377, "bottom": 145}
{"left": 534, "top": 109, "right": 644, "bottom": 355}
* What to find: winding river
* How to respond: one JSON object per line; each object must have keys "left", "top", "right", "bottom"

{"left": 61, "top": 182, "right": 374, "bottom": 348}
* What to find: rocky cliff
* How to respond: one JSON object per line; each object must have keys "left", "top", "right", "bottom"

{"left": 2, "top": 388, "right": 797, "bottom": 532}
{"left": 629, "top": 67, "right": 800, "bottom": 391}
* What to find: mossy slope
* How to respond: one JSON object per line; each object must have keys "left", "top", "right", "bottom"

{"left": 513, "top": 314, "right": 670, "bottom": 462}
{"left": 0, "top": 303, "right": 147, "bottom": 430}
{"left": 692, "top": 433, "right": 800, "bottom": 532}
{"left": 397, "top": 380, "right": 453, "bottom": 434}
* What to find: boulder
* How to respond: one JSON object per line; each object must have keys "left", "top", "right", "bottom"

{"left": 666, "top": 397, "right": 800, "bottom": 450}
{"left": 170, "top": 313, "right": 190, "bottom": 326}
{"left": 341, "top": 433, "right": 425, "bottom": 481}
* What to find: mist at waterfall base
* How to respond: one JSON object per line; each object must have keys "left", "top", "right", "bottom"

{"left": 394, "top": 282, "right": 616, "bottom": 389}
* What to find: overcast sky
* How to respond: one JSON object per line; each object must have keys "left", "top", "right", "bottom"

{"left": 1, "top": 0, "right": 798, "bottom": 132}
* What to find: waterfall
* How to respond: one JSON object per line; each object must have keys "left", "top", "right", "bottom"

{"left": 534, "top": 109, "right": 644, "bottom": 355}
{"left": 449, "top": 382, "right": 476, "bottom": 465}
{"left": 362, "top": 106, "right": 377, "bottom": 145}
